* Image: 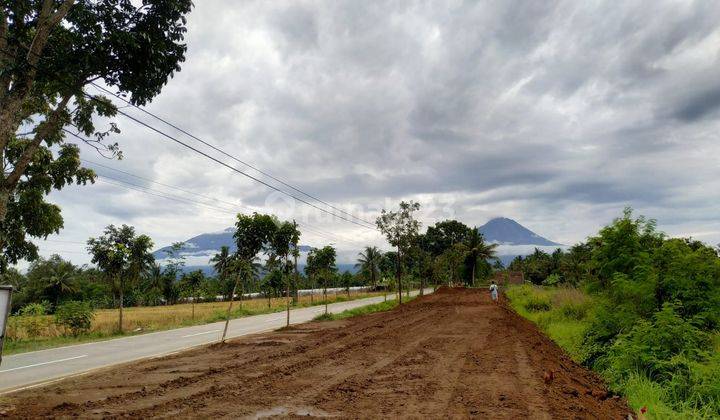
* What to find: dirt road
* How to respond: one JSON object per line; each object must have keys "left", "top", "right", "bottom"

{"left": 1, "top": 289, "right": 632, "bottom": 418}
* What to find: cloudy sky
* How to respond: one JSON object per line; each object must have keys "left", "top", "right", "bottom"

{"left": 37, "top": 0, "right": 720, "bottom": 266}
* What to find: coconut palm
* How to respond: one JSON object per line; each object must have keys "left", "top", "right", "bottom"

{"left": 355, "top": 246, "right": 382, "bottom": 290}
{"left": 466, "top": 228, "right": 498, "bottom": 285}
{"left": 143, "top": 262, "right": 165, "bottom": 305}
{"left": 211, "top": 246, "right": 234, "bottom": 300}
{"left": 45, "top": 266, "right": 77, "bottom": 308}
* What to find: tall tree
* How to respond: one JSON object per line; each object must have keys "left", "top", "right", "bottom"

{"left": 424, "top": 220, "right": 472, "bottom": 257}
{"left": 87, "top": 224, "right": 152, "bottom": 332}
{"left": 44, "top": 257, "right": 77, "bottom": 308}
{"left": 221, "top": 212, "right": 276, "bottom": 341}
{"left": 180, "top": 270, "right": 204, "bottom": 320}
{"left": 290, "top": 221, "right": 301, "bottom": 304}
{"left": 210, "top": 245, "right": 233, "bottom": 300}
{"left": 376, "top": 201, "right": 421, "bottom": 304}
{"left": 0, "top": 1, "right": 193, "bottom": 271}
{"left": 143, "top": 262, "right": 164, "bottom": 306}
{"left": 269, "top": 220, "right": 299, "bottom": 327}
{"left": 465, "top": 228, "right": 498, "bottom": 286}
{"left": 308, "top": 245, "right": 336, "bottom": 314}
{"left": 355, "top": 246, "right": 382, "bottom": 290}
{"left": 160, "top": 242, "right": 185, "bottom": 304}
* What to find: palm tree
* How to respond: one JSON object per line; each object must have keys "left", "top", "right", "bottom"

{"left": 211, "top": 246, "right": 233, "bottom": 300}
{"left": 355, "top": 246, "right": 382, "bottom": 290}
{"left": 143, "top": 262, "right": 164, "bottom": 305}
{"left": 466, "top": 228, "right": 498, "bottom": 286}
{"left": 45, "top": 267, "right": 77, "bottom": 308}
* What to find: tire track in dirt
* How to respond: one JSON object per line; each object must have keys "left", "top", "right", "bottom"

{"left": 1, "top": 288, "right": 634, "bottom": 419}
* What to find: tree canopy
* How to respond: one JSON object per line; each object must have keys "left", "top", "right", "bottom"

{"left": 0, "top": 1, "right": 193, "bottom": 271}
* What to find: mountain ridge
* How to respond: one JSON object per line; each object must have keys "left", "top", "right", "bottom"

{"left": 478, "top": 217, "right": 562, "bottom": 246}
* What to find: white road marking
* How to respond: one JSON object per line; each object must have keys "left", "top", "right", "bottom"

{"left": 182, "top": 329, "right": 220, "bottom": 338}
{"left": 0, "top": 355, "right": 88, "bottom": 373}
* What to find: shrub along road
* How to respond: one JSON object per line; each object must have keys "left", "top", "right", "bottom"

{"left": 0, "top": 291, "right": 424, "bottom": 394}
{"left": 1, "top": 288, "right": 632, "bottom": 418}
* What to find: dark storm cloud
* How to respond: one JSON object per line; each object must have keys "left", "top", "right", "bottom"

{"left": 673, "top": 84, "right": 720, "bottom": 122}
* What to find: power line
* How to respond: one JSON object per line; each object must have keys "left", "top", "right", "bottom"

{"left": 98, "top": 104, "right": 377, "bottom": 230}
{"left": 79, "top": 155, "right": 366, "bottom": 245}
{"left": 90, "top": 81, "right": 377, "bottom": 227}
{"left": 93, "top": 172, "right": 366, "bottom": 247}
{"left": 0, "top": 43, "right": 378, "bottom": 231}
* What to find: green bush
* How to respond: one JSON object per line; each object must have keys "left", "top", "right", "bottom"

{"left": 19, "top": 302, "right": 48, "bottom": 316}
{"left": 605, "top": 303, "right": 710, "bottom": 383}
{"left": 543, "top": 273, "right": 561, "bottom": 286}
{"left": 55, "top": 301, "right": 94, "bottom": 336}
{"left": 19, "top": 302, "right": 50, "bottom": 337}
{"left": 524, "top": 295, "right": 551, "bottom": 312}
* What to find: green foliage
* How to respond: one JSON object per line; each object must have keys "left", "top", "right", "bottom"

{"left": 524, "top": 295, "right": 552, "bottom": 312}
{"left": 54, "top": 301, "right": 94, "bottom": 336}
{"left": 605, "top": 303, "right": 710, "bottom": 382}
{"left": 356, "top": 246, "right": 382, "bottom": 288}
{"left": 559, "top": 301, "right": 590, "bottom": 320}
{"left": 19, "top": 302, "right": 47, "bottom": 317}
{"left": 543, "top": 273, "right": 561, "bottom": 286}
{"left": 312, "top": 312, "right": 335, "bottom": 321}
{"left": 506, "top": 207, "right": 720, "bottom": 420}
{"left": 19, "top": 302, "right": 50, "bottom": 336}
{"left": 0, "top": 1, "right": 193, "bottom": 271}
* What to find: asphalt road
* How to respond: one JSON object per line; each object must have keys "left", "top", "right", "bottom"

{"left": 0, "top": 290, "right": 431, "bottom": 394}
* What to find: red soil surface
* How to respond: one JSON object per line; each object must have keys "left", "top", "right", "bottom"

{"left": 1, "top": 288, "right": 633, "bottom": 419}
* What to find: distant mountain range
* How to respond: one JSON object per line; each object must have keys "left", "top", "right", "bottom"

{"left": 154, "top": 217, "right": 563, "bottom": 273}
{"left": 153, "top": 228, "right": 313, "bottom": 259}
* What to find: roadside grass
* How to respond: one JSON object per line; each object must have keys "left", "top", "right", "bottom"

{"left": 506, "top": 284, "right": 720, "bottom": 419}
{"left": 506, "top": 284, "right": 591, "bottom": 361}
{"left": 312, "top": 294, "right": 416, "bottom": 322}
{"left": 4, "top": 291, "right": 382, "bottom": 355}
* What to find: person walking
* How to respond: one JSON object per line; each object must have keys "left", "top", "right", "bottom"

{"left": 489, "top": 280, "right": 499, "bottom": 303}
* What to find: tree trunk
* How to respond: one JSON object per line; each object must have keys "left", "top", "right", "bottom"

{"left": 396, "top": 246, "right": 402, "bottom": 304}
{"left": 118, "top": 277, "right": 124, "bottom": 333}
{"left": 285, "top": 255, "right": 290, "bottom": 327}
{"left": 221, "top": 276, "right": 240, "bottom": 342}
{"left": 310, "top": 275, "right": 314, "bottom": 304}
{"left": 0, "top": 189, "right": 8, "bottom": 226}
{"left": 293, "top": 253, "right": 299, "bottom": 304}
{"left": 191, "top": 291, "right": 195, "bottom": 321}
{"left": 472, "top": 262, "right": 476, "bottom": 288}
{"left": 324, "top": 276, "right": 328, "bottom": 315}
{"left": 239, "top": 278, "right": 244, "bottom": 310}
